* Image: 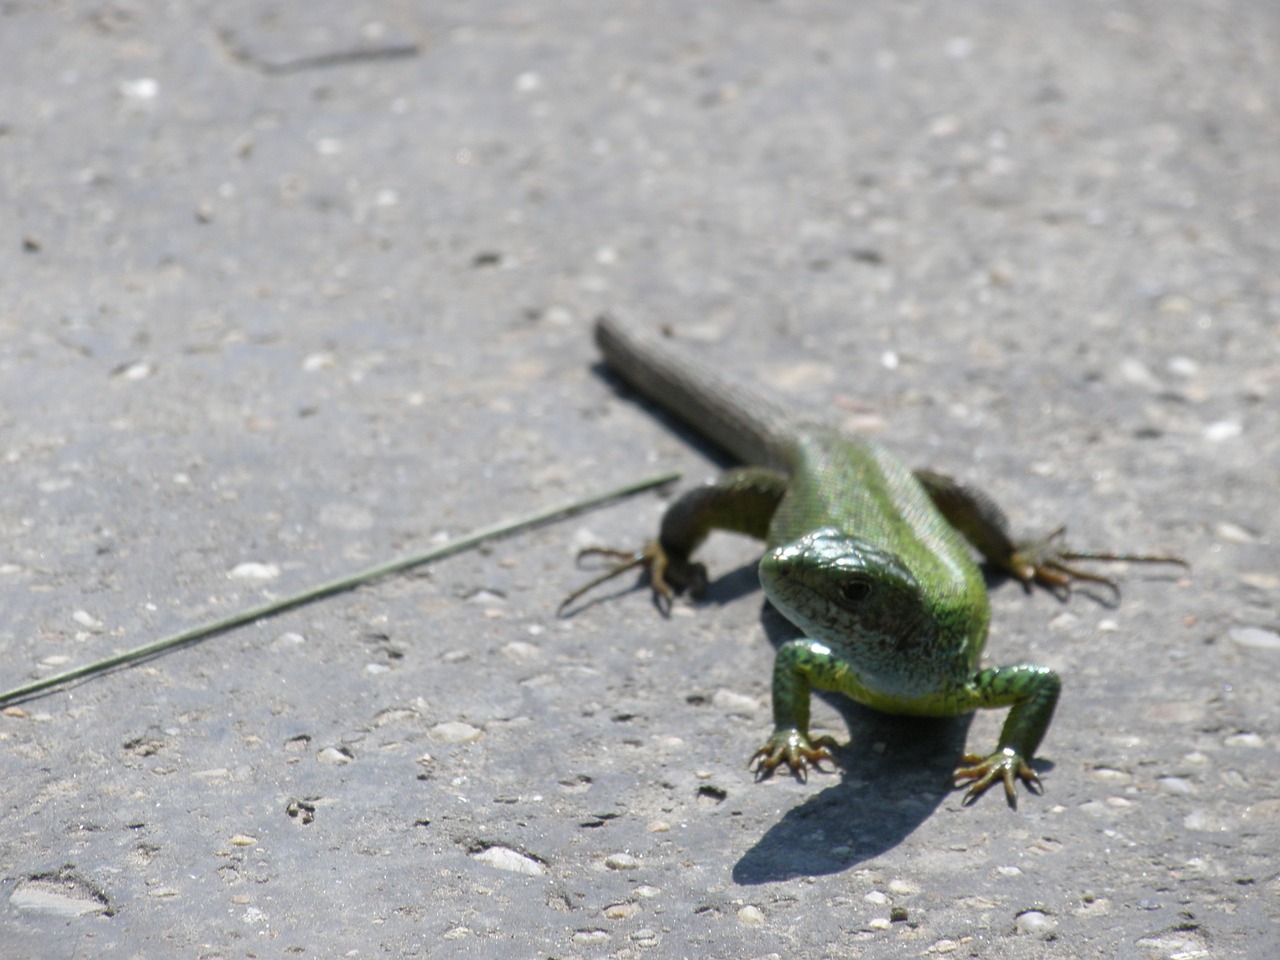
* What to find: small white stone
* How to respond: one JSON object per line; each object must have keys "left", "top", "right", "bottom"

{"left": 929, "top": 114, "right": 960, "bottom": 137}
{"left": 1242, "top": 572, "right": 1280, "bottom": 591}
{"left": 515, "top": 71, "right": 542, "bottom": 92}
{"left": 1229, "top": 626, "right": 1280, "bottom": 650}
{"left": 1203, "top": 420, "right": 1242, "bottom": 441}
{"left": 1091, "top": 767, "right": 1130, "bottom": 782}
{"left": 1120, "top": 357, "right": 1161, "bottom": 389}
{"left": 1015, "top": 910, "right": 1057, "bottom": 936}
{"left": 373, "top": 708, "right": 418, "bottom": 727}
{"left": 430, "top": 721, "right": 483, "bottom": 744}
{"left": 1157, "top": 776, "right": 1194, "bottom": 795}
{"left": 472, "top": 846, "right": 545, "bottom": 876}
{"left": 1225, "top": 732, "right": 1264, "bottom": 748}
{"left": 1182, "top": 808, "right": 1225, "bottom": 832}
{"left": 118, "top": 361, "right": 153, "bottom": 381}
{"left": 303, "top": 352, "right": 336, "bottom": 371}
{"left": 271, "top": 632, "right": 305, "bottom": 650}
{"left": 228, "top": 562, "right": 280, "bottom": 581}
{"left": 71, "top": 610, "right": 103, "bottom": 629}
{"left": 543, "top": 305, "right": 574, "bottom": 327}
{"left": 120, "top": 77, "right": 159, "bottom": 100}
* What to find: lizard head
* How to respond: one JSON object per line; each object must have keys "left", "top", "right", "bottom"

{"left": 758, "top": 528, "right": 940, "bottom": 657}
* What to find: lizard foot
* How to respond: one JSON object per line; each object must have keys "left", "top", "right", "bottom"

{"left": 1008, "top": 526, "right": 1187, "bottom": 599}
{"left": 952, "top": 747, "right": 1040, "bottom": 806}
{"left": 750, "top": 729, "right": 839, "bottom": 782}
{"left": 558, "top": 541, "right": 706, "bottom": 616}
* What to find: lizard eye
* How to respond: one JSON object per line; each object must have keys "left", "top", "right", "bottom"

{"left": 839, "top": 577, "right": 873, "bottom": 606}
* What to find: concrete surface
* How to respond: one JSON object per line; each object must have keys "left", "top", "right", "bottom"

{"left": 2, "top": 1, "right": 1277, "bottom": 957}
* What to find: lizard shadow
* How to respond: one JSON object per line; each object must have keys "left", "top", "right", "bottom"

{"left": 731, "top": 602, "right": 978, "bottom": 884}
{"left": 689, "top": 553, "right": 1065, "bottom": 880}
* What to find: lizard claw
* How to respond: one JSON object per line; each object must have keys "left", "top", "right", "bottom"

{"left": 750, "top": 729, "right": 839, "bottom": 782}
{"left": 952, "top": 748, "right": 1041, "bottom": 807}
{"left": 1009, "top": 526, "right": 1188, "bottom": 599}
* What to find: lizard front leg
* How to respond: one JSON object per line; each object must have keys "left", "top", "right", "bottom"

{"left": 913, "top": 470, "right": 1180, "bottom": 804}
{"left": 560, "top": 467, "right": 787, "bottom": 614}
{"left": 950, "top": 664, "right": 1061, "bottom": 805}
{"left": 750, "top": 637, "right": 844, "bottom": 779}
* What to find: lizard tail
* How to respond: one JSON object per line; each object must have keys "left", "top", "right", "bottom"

{"left": 594, "top": 315, "right": 796, "bottom": 470}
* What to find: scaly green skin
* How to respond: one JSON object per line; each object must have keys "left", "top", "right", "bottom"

{"left": 583, "top": 315, "right": 1177, "bottom": 805}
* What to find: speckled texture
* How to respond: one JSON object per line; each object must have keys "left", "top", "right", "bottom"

{"left": 2, "top": 1, "right": 1277, "bottom": 957}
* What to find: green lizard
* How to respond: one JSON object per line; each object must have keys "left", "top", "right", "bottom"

{"left": 565, "top": 315, "right": 1185, "bottom": 804}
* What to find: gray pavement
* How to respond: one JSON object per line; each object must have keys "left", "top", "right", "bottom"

{"left": 2, "top": 1, "right": 1278, "bottom": 957}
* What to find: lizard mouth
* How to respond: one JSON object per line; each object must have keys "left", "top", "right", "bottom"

{"left": 766, "top": 576, "right": 935, "bottom": 654}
